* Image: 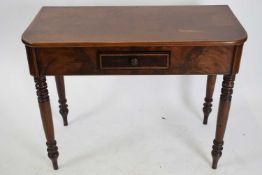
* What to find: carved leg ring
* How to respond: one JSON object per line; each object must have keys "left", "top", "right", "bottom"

{"left": 46, "top": 140, "right": 59, "bottom": 169}
{"left": 55, "top": 76, "right": 69, "bottom": 126}
{"left": 211, "top": 75, "right": 235, "bottom": 169}
{"left": 34, "top": 76, "right": 59, "bottom": 170}
{"left": 211, "top": 140, "right": 224, "bottom": 169}
{"left": 203, "top": 75, "right": 217, "bottom": 124}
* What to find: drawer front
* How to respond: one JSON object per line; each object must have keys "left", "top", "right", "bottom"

{"left": 33, "top": 46, "right": 235, "bottom": 75}
{"left": 99, "top": 52, "right": 169, "bottom": 69}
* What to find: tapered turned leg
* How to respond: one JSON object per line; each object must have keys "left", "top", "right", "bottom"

{"left": 203, "top": 75, "right": 217, "bottom": 124}
{"left": 211, "top": 75, "right": 235, "bottom": 169}
{"left": 55, "top": 76, "right": 69, "bottom": 126}
{"left": 34, "top": 76, "right": 59, "bottom": 170}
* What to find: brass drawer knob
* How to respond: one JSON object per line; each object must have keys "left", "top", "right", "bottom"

{"left": 130, "top": 58, "right": 139, "bottom": 66}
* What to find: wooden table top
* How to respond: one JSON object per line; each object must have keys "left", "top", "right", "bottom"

{"left": 22, "top": 6, "right": 247, "bottom": 47}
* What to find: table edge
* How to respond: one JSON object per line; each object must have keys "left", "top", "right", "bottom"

{"left": 21, "top": 37, "right": 247, "bottom": 47}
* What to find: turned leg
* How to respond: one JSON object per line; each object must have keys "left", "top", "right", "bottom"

{"left": 55, "top": 76, "right": 69, "bottom": 126}
{"left": 203, "top": 75, "right": 217, "bottom": 124}
{"left": 34, "top": 76, "right": 59, "bottom": 170}
{"left": 211, "top": 75, "right": 235, "bottom": 169}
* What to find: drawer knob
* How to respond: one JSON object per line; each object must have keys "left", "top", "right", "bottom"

{"left": 130, "top": 58, "right": 139, "bottom": 66}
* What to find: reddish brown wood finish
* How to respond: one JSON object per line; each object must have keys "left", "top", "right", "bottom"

{"left": 34, "top": 76, "right": 59, "bottom": 170}
{"left": 55, "top": 76, "right": 69, "bottom": 126}
{"left": 22, "top": 6, "right": 247, "bottom": 47}
{"left": 203, "top": 75, "right": 217, "bottom": 124}
{"left": 212, "top": 75, "right": 235, "bottom": 169}
{"left": 30, "top": 46, "right": 236, "bottom": 75}
{"left": 22, "top": 6, "right": 247, "bottom": 170}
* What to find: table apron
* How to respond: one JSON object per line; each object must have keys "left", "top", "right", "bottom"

{"left": 26, "top": 45, "right": 243, "bottom": 75}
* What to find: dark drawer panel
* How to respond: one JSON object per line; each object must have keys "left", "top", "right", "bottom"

{"left": 99, "top": 52, "right": 169, "bottom": 69}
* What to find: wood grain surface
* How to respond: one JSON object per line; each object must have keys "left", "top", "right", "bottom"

{"left": 22, "top": 6, "right": 247, "bottom": 47}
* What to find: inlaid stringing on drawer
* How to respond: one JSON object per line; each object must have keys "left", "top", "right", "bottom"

{"left": 99, "top": 52, "right": 170, "bottom": 70}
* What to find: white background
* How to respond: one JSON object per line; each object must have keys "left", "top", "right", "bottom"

{"left": 1, "top": 0, "right": 262, "bottom": 175}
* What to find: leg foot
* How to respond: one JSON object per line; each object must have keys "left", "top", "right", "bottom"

{"left": 203, "top": 97, "right": 213, "bottom": 125}
{"left": 211, "top": 140, "right": 223, "bottom": 169}
{"left": 203, "top": 75, "right": 217, "bottom": 125}
{"left": 47, "top": 140, "right": 59, "bottom": 170}
{"left": 55, "top": 76, "right": 69, "bottom": 126}
{"left": 59, "top": 99, "right": 68, "bottom": 126}
{"left": 51, "top": 159, "right": 58, "bottom": 170}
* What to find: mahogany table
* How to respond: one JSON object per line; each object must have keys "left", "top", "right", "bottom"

{"left": 22, "top": 6, "right": 247, "bottom": 170}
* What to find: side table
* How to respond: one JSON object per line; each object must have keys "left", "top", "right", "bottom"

{"left": 22, "top": 6, "right": 247, "bottom": 170}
